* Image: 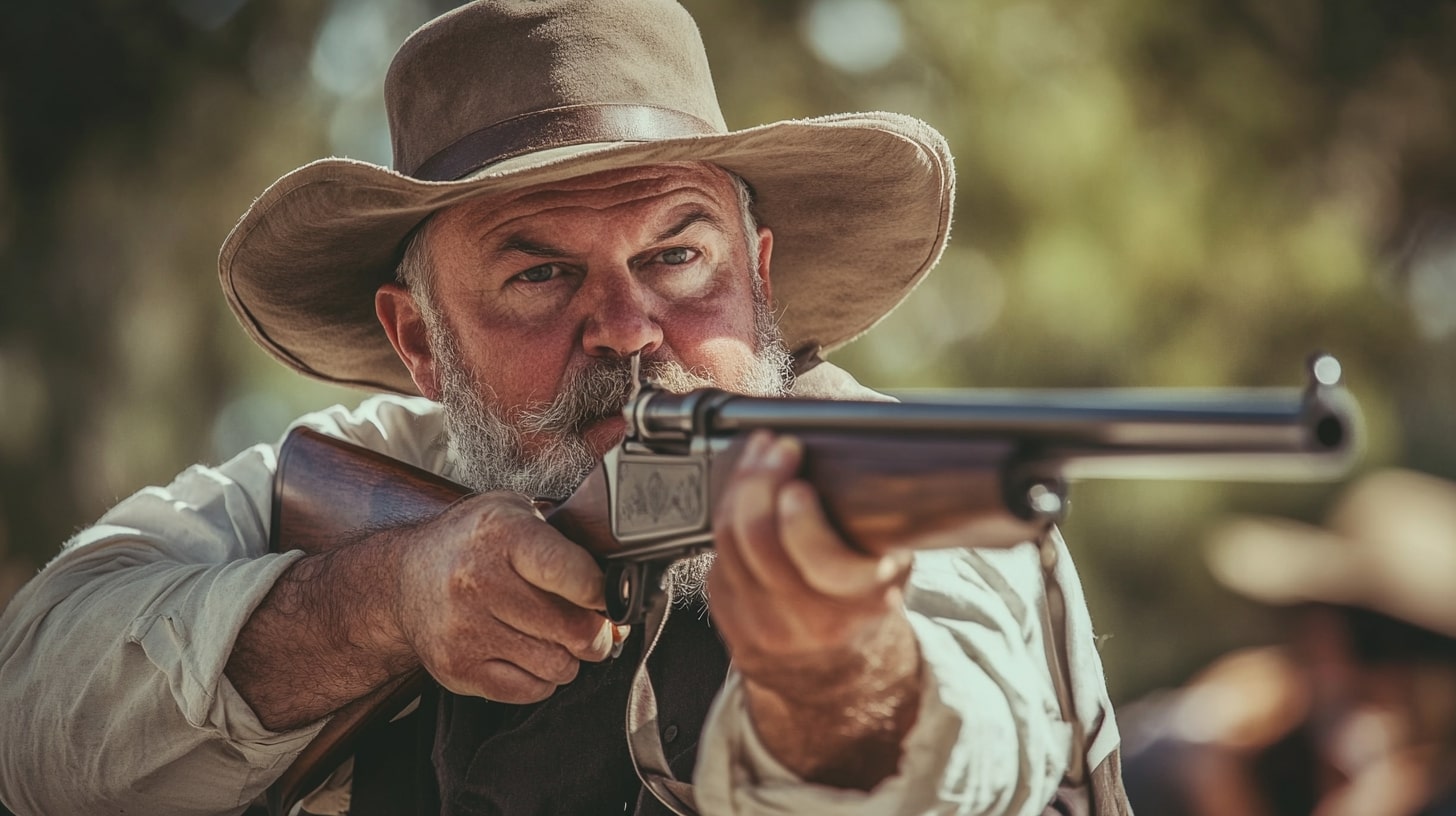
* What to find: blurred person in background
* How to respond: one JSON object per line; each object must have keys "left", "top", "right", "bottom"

{"left": 0, "top": 2, "right": 1128, "bottom": 815}
{"left": 1121, "top": 469, "right": 1456, "bottom": 816}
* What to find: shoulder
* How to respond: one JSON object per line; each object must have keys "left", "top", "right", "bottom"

{"left": 790, "top": 361, "right": 896, "bottom": 402}
{"left": 288, "top": 394, "right": 447, "bottom": 473}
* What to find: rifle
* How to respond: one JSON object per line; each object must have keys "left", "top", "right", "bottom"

{"left": 264, "top": 354, "right": 1359, "bottom": 814}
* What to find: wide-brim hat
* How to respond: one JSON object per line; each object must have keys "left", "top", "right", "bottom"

{"left": 1207, "top": 469, "right": 1456, "bottom": 640}
{"left": 219, "top": 0, "right": 954, "bottom": 395}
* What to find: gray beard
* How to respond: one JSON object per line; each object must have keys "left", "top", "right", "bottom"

{"left": 429, "top": 300, "right": 793, "bottom": 608}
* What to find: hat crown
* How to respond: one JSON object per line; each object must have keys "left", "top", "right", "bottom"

{"left": 385, "top": 0, "right": 729, "bottom": 179}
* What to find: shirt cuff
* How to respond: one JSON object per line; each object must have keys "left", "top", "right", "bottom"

{"left": 693, "top": 623, "right": 1027, "bottom": 815}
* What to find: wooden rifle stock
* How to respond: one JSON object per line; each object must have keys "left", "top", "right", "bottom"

{"left": 265, "top": 432, "right": 465, "bottom": 816}
{"left": 263, "top": 357, "right": 1359, "bottom": 813}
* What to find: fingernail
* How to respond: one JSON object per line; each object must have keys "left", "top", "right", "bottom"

{"left": 763, "top": 436, "right": 799, "bottom": 471}
{"left": 609, "top": 624, "right": 630, "bottom": 659}
{"left": 762, "top": 438, "right": 785, "bottom": 470}
{"left": 779, "top": 481, "right": 809, "bottom": 516}
{"left": 738, "top": 431, "right": 769, "bottom": 473}
{"left": 876, "top": 550, "right": 913, "bottom": 581}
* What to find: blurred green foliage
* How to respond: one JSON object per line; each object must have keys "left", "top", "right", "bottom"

{"left": 2, "top": 0, "right": 1455, "bottom": 702}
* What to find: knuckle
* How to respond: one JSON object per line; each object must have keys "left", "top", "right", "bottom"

{"left": 484, "top": 666, "right": 554, "bottom": 705}
{"left": 430, "top": 651, "right": 468, "bottom": 685}
{"left": 731, "top": 500, "right": 774, "bottom": 555}
{"left": 520, "top": 677, "right": 557, "bottom": 704}
{"left": 533, "top": 543, "right": 571, "bottom": 588}
{"left": 530, "top": 647, "right": 579, "bottom": 685}
{"left": 443, "top": 557, "right": 482, "bottom": 601}
{"left": 562, "top": 615, "right": 608, "bottom": 656}
{"left": 551, "top": 656, "right": 581, "bottom": 685}
{"left": 465, "top": 495, "right": 515, "bottom": 541}
{"left": 460, "top": 492, "right": 532, "bottom": 542}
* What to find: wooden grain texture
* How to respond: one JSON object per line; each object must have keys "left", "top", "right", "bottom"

{"left": 269, "top": 427, "right": 468, "bottom": 557}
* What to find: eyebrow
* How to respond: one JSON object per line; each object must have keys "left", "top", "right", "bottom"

{"left": 495, "top": 236, "right": 568, "bottom": 258}
{"left": 651, "top": 208, "right": 727, "bottom": 243}
{"left": 491, "top": 206, "right": 729, "bottom": 260}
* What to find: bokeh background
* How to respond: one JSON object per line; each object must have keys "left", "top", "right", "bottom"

{"left": 3, "top": 0, "right": 1455, "bottom": 711}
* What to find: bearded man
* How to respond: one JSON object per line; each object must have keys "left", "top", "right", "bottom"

{"left": 0, "top": 2, "right": 1126, "bottom": 815}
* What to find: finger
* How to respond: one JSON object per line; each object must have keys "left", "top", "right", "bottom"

{"left": 498, "top": 596, "right": 618, "bottom": 663}
{"left": 489, "top": 640, "right": 581, "bottom": 688}
{"left": 430, "top": 624, "right": 581, "bottom": 692}
{"left": 464, "top": 660, "right": 559, "bottom": 704}
{"left": 778, "top": 480, "right": 913, "bottom": 599}
{"left": 725, "top": 434, "right": 809, "bottom": 590}
{"left": 509, "top": 531, "right": 607, "bottom": 611}
{"left": 710, "top": 430, "right": 769, "bottom": 585}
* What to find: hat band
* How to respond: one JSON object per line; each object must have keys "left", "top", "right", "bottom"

{"left": 410, "top": 104, "right": 720, "bottom": 182}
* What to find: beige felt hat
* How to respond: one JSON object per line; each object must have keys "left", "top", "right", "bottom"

{"left": 1207, "top": 469, "right": 1456, "bottom": 639}
{"left": 219, "top": 0, "right": 954, "bottom": 394}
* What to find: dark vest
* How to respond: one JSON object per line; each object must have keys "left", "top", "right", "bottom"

{"left": 347, "top": 597, "right": 1132, "bottom": 816}
{"left": 350, "top": 603, "right": 728, "bottom": 816}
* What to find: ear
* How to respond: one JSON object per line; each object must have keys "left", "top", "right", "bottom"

{"left": 376, "top": 282, "right": 442, "bottom": 400}
{"left": 754, "top": 225, "right": 774, "bottom": 304}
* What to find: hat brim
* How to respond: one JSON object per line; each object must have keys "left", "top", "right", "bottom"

{"left": 220, "top": 111, "right": 953, "bottom": 394}
{"left": 1207, "top": 506, "right": 1456, "bottom": 640}
{"left": 1206, "top": 518, "right": 1363, "bottom": 609}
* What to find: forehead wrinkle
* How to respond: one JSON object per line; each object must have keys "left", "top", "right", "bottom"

{"left": 501, "top": 160, "right": 732, "bottom": 198}
{"left": 468, "top": 194, "right": 737, "bottom": 260}
{"left": 503, "top": 176, "right": 728, "bottom": 220}
{"left": 492, "top": 205, "right": 725, "bottom": 258}
{"left": 455, "top": 161, "right": 735, "bottom": 225}
{"left": 432, "top": 164, "right": 742, "bottom": 267}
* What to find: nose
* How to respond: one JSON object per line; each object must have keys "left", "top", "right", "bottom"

{"left": 581, "top": 273, "right": 663, "bottom": 360}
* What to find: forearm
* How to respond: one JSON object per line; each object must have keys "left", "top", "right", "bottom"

{"left": 742, "top": 610, "right": 921, "bottom": 789}
{"left": 0, "top": 544, "right": 317, "bottom": 815}
{"left": 226, "top": 529, "right": 419, "bottom": 731}
{"left": 695, "top": 546, "right": 1100, "bottom": 816}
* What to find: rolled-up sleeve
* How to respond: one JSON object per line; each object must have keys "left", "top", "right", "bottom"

{"left": 0, "top": 443, "right": 323, "bottom": 815}
{"left": 694, "top": 535, "right": 1116, "bottom": 816}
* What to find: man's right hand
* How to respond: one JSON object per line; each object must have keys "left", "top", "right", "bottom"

{"left": 227, "top": 492, "right": 619, "bottom": 730}
{"left": 393, "top": 491, "right": 620, "bottom": 703}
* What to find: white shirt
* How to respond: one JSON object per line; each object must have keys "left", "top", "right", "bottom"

{"left": 0, "top": 379, "right": 1118, "bottom": 816}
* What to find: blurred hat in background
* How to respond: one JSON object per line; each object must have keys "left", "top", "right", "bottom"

{"left": 1207, "top": 469, "right": 1456, "bottom": 640}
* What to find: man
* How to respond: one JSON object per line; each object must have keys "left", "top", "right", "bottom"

{"left": 1121, "top": 469, "right": 1456, "bottom": 816}
{"left": 0, "top": 2, "right": 1124, "bottom": 815}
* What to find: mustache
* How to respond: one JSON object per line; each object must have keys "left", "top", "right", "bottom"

{"left": 513, "top": 357, "right": 717, "bottom": 439}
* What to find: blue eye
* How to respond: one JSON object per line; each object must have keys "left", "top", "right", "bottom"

{"left": 517, "top": 264, "right": 559, "bottom": 283}
{"left": 659, "top": 247, "right": 695, "bottom": 265}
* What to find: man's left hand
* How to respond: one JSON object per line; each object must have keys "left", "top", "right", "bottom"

{"left": 707, "top": 430, "right": 921, "bottom": 790}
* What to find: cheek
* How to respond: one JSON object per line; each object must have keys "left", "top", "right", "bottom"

{"left": 661, "top": 297, "right": 762, "bottom": 370}
{"left": 448, "top": 318, "right": 579, "bottom": 406}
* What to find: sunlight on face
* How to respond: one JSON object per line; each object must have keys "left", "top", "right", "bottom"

{"left": 399, "top": 163, "right": 792, "bottom": 607}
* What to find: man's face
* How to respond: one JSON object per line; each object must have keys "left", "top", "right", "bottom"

{"left": 379, "top": 162, "right": 791, "bottom": 498}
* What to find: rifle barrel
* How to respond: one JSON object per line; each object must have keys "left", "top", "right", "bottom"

{"left": 635, "top": 384, "right": 1358, "bottom": 482}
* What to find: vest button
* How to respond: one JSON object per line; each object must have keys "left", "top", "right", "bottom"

{"left": 663, "top": 723, "right": 680, "bottom": 743}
